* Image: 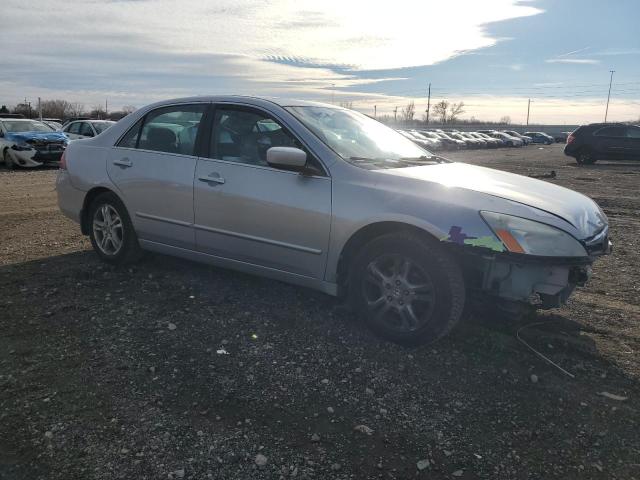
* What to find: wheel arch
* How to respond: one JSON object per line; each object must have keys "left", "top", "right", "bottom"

{"left": 80, "top": 187, "right": 121, "bottom": 235}
{"left": 335, "top": 221, "right": 442, "bottom": 297}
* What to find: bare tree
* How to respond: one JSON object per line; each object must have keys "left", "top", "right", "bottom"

{"left": 448, "top": 102, "right": 465, "bottom": 123}
{"left": 122, "top": 105, "right": 137, "bottom": 114}
{"left": 433, "top": 100, "right": 449, "bottom": 124}
{"left": 339, "top": 101, "right": 354, "bottom": 110}
{"left": 499, "top": 115, "right": 511, "bottom": 125}
{"left": 67, "top": 103, "right": 85, "bottom": 117}
{"left": 13, "top": 103, "right": 33, "bottom": 118}
{"left": 41, "top": 99, "right": 71, "bottom": 119}
{"left": 400, "top": 101, "right": 415, "bottom": 123}
{"left": 91, "top": 104, "right": 107, "bottom": 119}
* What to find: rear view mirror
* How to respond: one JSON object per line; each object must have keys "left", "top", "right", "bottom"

{"left": 266, "top": 147, "right": 307, "bottom": 169}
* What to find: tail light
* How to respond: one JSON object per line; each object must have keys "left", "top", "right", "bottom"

{"left": 566, "top": 134, "right": 575, "bottom": 144}
{"left": 59, "top": 150, "right": 67, "bottom": 170}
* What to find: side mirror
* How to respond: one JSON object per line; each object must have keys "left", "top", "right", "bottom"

{"left": 266, "top": 147, "right": 306, "bottom": 169}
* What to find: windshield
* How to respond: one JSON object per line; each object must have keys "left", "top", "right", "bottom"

{"left": 2, "top": 120, "right": 53, "bottom": 133}
{"left": 92, "top": 121, "right": 115, "bottom": 134}
{"left": 286, "top": 106, "right": 438, "bottom": 169}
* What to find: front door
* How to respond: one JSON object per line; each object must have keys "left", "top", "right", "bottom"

{"left": 594, "top": 125, "right": 627, "bottom": 159}
{"left": 194, "top": 105, "right": 332, "bottom": 279}
{"left": 106, "top": 103, "right": 207, "bottom": 249}
{"left": 625, "top": 125, "right": 640, "bottom": 159}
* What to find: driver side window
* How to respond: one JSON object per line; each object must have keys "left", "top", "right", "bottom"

{"left": 79, "top": 122, "right": 94, "bottom": 137}
{"left": 209, "top": 107, "right": 303, "bottom": 168}
{"left": 67, "top": 122, "right": 81, "bottom": 135}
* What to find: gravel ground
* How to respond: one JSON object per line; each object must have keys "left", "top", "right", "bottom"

{"left": 1, "top": 144, "right": 639, "bottom": 480}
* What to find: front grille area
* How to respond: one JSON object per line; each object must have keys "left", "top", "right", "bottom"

{"left": 27, "top": 139, "right": 66, "bottom": 152}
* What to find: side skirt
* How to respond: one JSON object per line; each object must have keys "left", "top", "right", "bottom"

{"left": 138, "top": 239, "right": 338, "bottom": 296}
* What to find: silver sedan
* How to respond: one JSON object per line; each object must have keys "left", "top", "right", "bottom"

{"left": 56, "top": 96, "right": 611, "bottom": 345}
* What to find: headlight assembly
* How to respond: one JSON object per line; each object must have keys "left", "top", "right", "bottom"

{"left": 481, "top": 211, "right": 587, "bottom": 257}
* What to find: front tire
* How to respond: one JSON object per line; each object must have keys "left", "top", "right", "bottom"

{"left": 4, "top": 149, "right": 14, "bottom": 170}
{"left": 88, "top": 192, "right": 142, "bottom": 265}
{"left": 349, "top": 233, "right": 465, "bottom": 346}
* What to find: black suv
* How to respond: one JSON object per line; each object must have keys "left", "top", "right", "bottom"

{"left": 564, "top": 123, "right": 640, "bottom": 164}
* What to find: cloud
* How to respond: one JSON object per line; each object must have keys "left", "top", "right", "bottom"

{"left": 545, "top": 58, "right": 600, "bottom": 64}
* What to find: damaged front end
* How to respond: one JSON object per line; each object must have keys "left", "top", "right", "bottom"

{"left": 443, "top": 213, "right": 612, "bottom": 312}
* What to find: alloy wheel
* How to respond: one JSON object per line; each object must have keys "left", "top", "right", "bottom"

{"left": 362, "top": 254, "right": 436, "bottom": 333}
{"left": 92, "top": 204, "right": 124, "bottom": 256}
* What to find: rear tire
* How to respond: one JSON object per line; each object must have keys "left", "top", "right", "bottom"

{"left": 88, "top": 192, "right": 142, "bottom": 265}
{"left": 349, "top": 233, "right": 465, "bottom": 346}
{"left": 576, "top": 149, "right": 597, "bottom": 165}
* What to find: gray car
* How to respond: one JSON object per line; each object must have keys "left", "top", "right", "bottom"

{"left": 56, "top": 96, "right": 611, "bottom": 345}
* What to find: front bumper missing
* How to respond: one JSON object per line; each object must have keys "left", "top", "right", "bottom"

{"left": 477, "top": 255, "right": 597, "bottom": 310}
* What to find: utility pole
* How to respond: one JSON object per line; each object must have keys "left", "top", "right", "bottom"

{"left": 38, "top": 97, "right": 42, "bottom": 121}
{"left": 526, "top": 98, "right": 531, "bottom": 126}
{"left": 374, "top": 105, "right": 377, "bottom": 118}
{"left": 425, "top": 83, "right": 431, "bottom": 125}
{"left": 604, "top": 70, "right": 615, "bottom": 122}
{"left": 105, "top": 98, "right": 108, "bottom": 119}
{"left": 393, "top": 106, "right": 398, "bottom": 123}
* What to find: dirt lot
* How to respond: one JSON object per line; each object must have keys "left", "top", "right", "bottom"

{"left": 1, "top": 144, "right": 639, "bottom": 480}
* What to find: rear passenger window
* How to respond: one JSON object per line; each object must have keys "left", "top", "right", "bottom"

{"left": 595, "top": 126, "right": 625, "bottom": 137}
{"left": 117, "top": 104, "right": 206, "bottom": 155}
{"left": 139, "top": 105, "right": 206, "bottom": 155}
{"left": 117, "top": 118, "right": 144, "bottom": 148}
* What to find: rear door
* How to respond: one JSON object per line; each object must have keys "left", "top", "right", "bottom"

{"left": 193, "top": 104, "right": 331, "bottom": 279}
{"left": 107, "top": 103, "right": 208, "bottom": 249}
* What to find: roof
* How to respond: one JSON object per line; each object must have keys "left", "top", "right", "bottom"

{"left": 141, "top": 95, "right": 336, "bottom": 110}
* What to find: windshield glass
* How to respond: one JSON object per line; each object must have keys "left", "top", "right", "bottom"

{"left": 92, "top": 121, "right": 115, "bottom": 134}
{"left": 286, "top": 106, "right": 438, "bottom": 169}
{"left": 2, "top": 120, "right": 53, "bottom": 132}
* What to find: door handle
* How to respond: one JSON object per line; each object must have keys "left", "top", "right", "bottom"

{"left": 113, "top": 158, "right": 132, "bottom": 168}
{"left": 198, "top": 173, "right": 225, "bottom": 185}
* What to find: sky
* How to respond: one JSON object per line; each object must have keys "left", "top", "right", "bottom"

{"left": 1, "top": 0, "right": 639, "bottom": 124}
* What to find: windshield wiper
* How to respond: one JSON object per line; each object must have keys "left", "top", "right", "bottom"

{"left": 349, "top": 156, "right": 389, "bottom": 162}
{"left": 399, "top": 155, "right": 447, "bottom": 163}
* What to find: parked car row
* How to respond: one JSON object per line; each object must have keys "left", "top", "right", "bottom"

{"left": 0, "top": 115, "right": 116, "bottom": 168}
{"left": 397, "top": 128, "right": 555, "bottom": 150}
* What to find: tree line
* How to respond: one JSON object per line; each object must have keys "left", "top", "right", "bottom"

{"left": 0, "top": 100, "right": 136, "bottom": 121}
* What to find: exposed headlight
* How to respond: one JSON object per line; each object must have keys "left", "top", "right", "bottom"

{"left": 11, "top": 140, "right": 33, "bottom": 151}
{"left": 481, "top": 211, "right": 587, "bottom": 257}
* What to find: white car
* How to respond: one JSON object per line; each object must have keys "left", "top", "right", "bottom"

{"left": 0, "top": 118, "right": 68, "bottom": 168}
{"left": 63, "top": 120, "right": 116, "bottom": 140}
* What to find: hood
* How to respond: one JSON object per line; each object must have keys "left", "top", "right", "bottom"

{"left": 380, "top": 162, "right": 607, "bottom": 239}
{"left": 7, "top": 131, "right": 68, "bottom": 143}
